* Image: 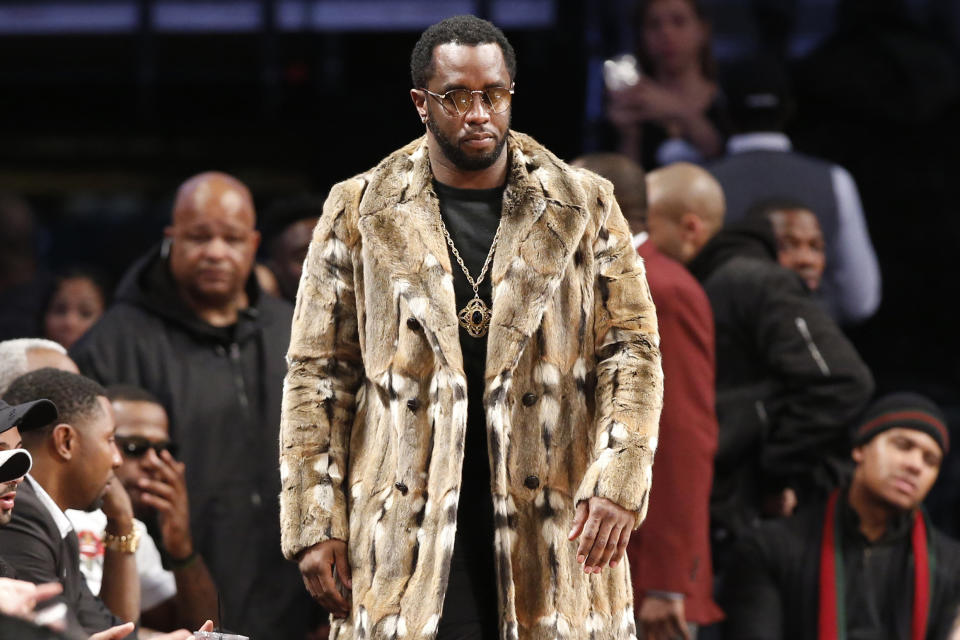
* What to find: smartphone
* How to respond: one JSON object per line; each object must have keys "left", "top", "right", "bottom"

{"left": 603, "top": 54, "right": 641, "bottom": 91}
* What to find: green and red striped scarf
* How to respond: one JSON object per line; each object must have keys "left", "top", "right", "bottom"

{"left": 818, "top": 489, "right": 935, "bottom": 640}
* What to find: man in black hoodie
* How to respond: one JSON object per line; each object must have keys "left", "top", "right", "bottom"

{"left": 646, "top": 163, "right": 874, "bottom": 567}
{"left": 70, "top": 172, "right": 315, "bottom": 639}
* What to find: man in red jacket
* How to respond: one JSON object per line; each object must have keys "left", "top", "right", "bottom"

{"left": 574, "top": 154, "right": 723, "bottom": 639}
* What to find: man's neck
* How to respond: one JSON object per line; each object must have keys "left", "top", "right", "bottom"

{"left": 27, "top": 461, "right": 69, "bottom": 513}
{"left": 427, "top": 139, "right": 508, "bottom": 190}
{"left": 847, "top": 481, "right": 902, "bottom": 542}
{"left": 178, "top": 286, "right": 248, "bottom": 327}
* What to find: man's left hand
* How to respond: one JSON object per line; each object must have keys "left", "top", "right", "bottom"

{"left": 138, "top": 449, "right": 193, "bottom": 559}
{"left": 567, "top": 496, "right": 634, "bottom": 574}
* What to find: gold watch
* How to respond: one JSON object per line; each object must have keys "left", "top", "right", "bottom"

{"left": 103, "top": 527, "right": 141, "bottom": 554}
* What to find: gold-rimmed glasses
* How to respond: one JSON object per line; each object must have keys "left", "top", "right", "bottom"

{"left": 422, "top": 86, "right": 514, "bottom": 116}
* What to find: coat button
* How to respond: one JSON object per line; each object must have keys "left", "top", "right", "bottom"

{"left": 407, "top": 398, "right": 420, "bottom": 411}
{"left": 522, "top": 392, "right": 538, "bottom": 407}
{"left": 406, "top": 317, "right": 422, "bottom": 331}
{"left": 524, "top": 475, "right": 540, "bottom": 489}
{"left": 394, "top": 482, "right": 409, "bottom": 495}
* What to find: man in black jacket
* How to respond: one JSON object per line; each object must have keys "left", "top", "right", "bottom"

{"left": 0, "top": 369, "right": 136, "bottom": 639}
{"left": 646, "top": 163, "right": 874, "bottom": 563}
{"left": 70, "top": 172, "right": 314, "bottom": 639}
{"left": 722, "top": 393, "right": 960, "bottom": 639}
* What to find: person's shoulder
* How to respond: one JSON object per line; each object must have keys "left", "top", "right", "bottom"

{"left": 320, "top": 140, "right": 422, "bottom": 216}
{"left": 70, "top": 301, "right": 160, "bottom": 357}
{"left": 644, "top": 247, "right": 703, "bottom": 294}
{"left": 719, "top": 254, "right": 805, "bottom": 293}
{"left": 510, "top": 130, "right": 614, "bottom": 199}
{"left": 257, "top": 292, "right": 294, "bottom": 323}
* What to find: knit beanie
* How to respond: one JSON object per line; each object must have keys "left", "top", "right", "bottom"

{"left": 852, "top": 392, "right": 949, "bottom": 454}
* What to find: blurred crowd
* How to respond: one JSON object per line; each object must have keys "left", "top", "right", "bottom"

{"left": 1, "top": 0, "right": 960, "bottom": 639}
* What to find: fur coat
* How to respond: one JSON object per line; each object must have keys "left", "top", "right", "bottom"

{"left": 279, "top": 131, "right": 663, "bottom": 640}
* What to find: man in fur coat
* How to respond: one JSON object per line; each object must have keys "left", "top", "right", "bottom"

{"left": 279, "top": 15, "right": 663, "bottom": 640}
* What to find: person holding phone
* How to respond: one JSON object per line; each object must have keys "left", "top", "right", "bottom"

{"left": 606, "top": 0, "right": 726, "bottom": 169}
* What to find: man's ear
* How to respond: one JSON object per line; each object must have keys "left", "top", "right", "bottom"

{"left": 51, "top": 424, "right": 77, "bottom": 462}
{"left": 410, "top": 89, "right": 429, "bottom": 124}
{"left": 851, "top": 445, "right": 864, "bottom": 464}
{"left": 680, "top": 212, "right": 704, "bottom": 240}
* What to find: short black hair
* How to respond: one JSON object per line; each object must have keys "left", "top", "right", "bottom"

{"left": 105, "top": 384, "right": 162, "bottom": 406}
{"left": 4, "top": 368, "right": 106, "bottom": 443}
{"left": 410, "top": 15, "right": 517, "bottom": 89}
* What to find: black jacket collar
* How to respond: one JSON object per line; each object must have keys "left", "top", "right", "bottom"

{"left": 688, "top": 220, "right": 779, "bottom": 283}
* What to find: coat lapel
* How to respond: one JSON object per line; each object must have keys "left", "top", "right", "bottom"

{"left": 485, "top": 132, "right": 590, "bottom": 381}
{"left": 357, "top": 138, "right": 464, "bottom": 371}
{"left": 356, "top": 132, "right": 590, "bottom": 380}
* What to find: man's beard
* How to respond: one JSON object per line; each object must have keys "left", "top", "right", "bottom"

{"left": 427, "top": 110, "right": 509, "bottom": 172}
{"left": 86, "top": 494, "right": 105, "bottom": 513}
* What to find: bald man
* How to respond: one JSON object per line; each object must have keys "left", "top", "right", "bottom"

{"left": 647, "top": 163, "right": 874, "bottom": 571}
{"left": 645, "top": 163, "right": 725, "bottom": 266}
{"left": 71, "top": 172, "right": 316, "bottom": 639}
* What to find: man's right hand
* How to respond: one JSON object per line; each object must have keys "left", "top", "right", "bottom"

{"left": 637, "top": 595, "right": 691, "bottom": 640}
{"left": 137, "top": 448, "right": 194, "bottom": 559}
{"left": 298, "top": 540, "right": 352, "bottom": 618}
{"left": 100, "top": 473, "right": 134, "bottom": 534}
{"left": 88, "top": 619, "right": 214, "bottom": 640}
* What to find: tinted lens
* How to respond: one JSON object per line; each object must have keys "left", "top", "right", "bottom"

{"left": 117, "top": 436, "right": 177, "bottom": 459}
{"left": 486, "top": 87, "right": 512, "bottom": 112}
{"left": 117, "top": 436, "right": 151, "bottom": 458}
{"left": 447, "top": 90, "right": 474, "bottom": 114}
{"left": 441, "top": 89, "right": 511, "bottom": 114}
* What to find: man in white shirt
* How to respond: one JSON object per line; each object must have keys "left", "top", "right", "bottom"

{"left": 68, "top": 385, "right": 219, "bottom": 633}
{"left": 0, "top": 368, "right": 141, "bottom": 637}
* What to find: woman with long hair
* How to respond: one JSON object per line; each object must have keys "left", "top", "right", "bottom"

{"left": 606, "top": 0, "right": 726, "bottom": 169}
{"left": 42, "top": 268, "right": 110, "bottom": 349}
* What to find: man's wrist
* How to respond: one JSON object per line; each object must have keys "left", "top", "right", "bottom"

{"left": 165, "top": 539, "right": 194, "bottom": 561}
{"left": 104, "top": 517, "right": 134, "bottom": 537}
{"left": 103, "top": 527, "right": 141, "bottom": 554}
{"left": 168, "top": 550, "right": 199, "bottom": 570}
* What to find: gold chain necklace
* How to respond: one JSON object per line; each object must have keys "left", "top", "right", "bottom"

{"left": 437, "top": 215, "right": 503, "bottom": 338}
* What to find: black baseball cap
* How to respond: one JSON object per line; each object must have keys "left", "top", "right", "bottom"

{"left": 0, "top": 398, "right": 58, "bottom": 436}
{"left": 0, "top": 398, "right": 55, "bottom": 483}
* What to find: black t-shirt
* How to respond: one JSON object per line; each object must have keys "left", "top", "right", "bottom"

{"left": 434, "top": 179, "right": 502, "bottom": 632}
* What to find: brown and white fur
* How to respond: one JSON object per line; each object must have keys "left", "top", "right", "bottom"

{"left": 280, "top": 131, "right": 663, "bottom": 639}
